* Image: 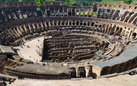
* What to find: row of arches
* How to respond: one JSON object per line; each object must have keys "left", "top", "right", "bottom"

{"left": 0, "top": 17, "right": 133, "bottom": 45}
{"left": 101, "top": 56, "right": 137, "bottom": 75}
{"left": 70, "top": 66, "right": 97, "bottom": 79}
{"left": 0, "top": 7, "right": 37, "bottom": 23}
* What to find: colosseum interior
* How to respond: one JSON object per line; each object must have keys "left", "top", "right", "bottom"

{"left": 0, "top": 1, "right": 137, "bottom": 85}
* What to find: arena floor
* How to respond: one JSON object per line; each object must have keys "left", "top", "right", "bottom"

{"left": 17, "top": 37, "right": 44, "bottom": 62}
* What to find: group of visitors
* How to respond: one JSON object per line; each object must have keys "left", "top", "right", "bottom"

{"left": 0, "top": 76, "right": 16, "bottom": 86}
{"left": 123, "top": 70, "right": 137, "bottom": 75}
{"left": 36, "top": 39, "right": 43, "bottom": 56}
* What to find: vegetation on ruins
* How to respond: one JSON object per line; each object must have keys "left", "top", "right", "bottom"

{"left": 0, "top": 0, "right": 135, "bottom": 6}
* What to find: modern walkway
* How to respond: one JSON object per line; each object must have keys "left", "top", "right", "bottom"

{"left": 8, "top": 75, "right": 137, "bottom": 86}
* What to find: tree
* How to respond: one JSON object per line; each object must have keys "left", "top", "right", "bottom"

{"left": 19, "top": 0, "right": 34, "bottom": 2}
{"left": 123, "top": 0, "right": 131, "bottom": 4}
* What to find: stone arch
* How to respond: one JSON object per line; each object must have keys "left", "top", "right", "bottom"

{"left": 46, "top": 21, "right": 49, "bottom": 26}
{"left": 128, "top": 13, "right": 137, "bottom": 23}
{"left": 101, "top": 66, "right": 111, "bottom": 75}
{"left": 118, "top": 62, "right": 126, "bottom": 73}
{"left": 120, "top": 11, "right": 129, "bottom": 21}
{"left": 132, "top": 18, "right": 137, "bottom": 24}
{"left": 110, "top": 65, "right": 119, "bottom": 74}
{"left": 124, "top": 60, "right": 132, "bottom": 71}
{"left": 65, "top": 20, "right": 68, "bottom": 25}
{"left": 73, "top": 20, "right": 75, "bottom": 25}
{"left": 130, "top": 57, "right": 137, "bottom": 69}
{"left": 58, "top": 21, "right": 61, "bottom": 25}
{"left": 87, "top": 22, "right": 90, "bottom": 26}
{"left": 80, "top": 20, "right": 82, "bottom": 25}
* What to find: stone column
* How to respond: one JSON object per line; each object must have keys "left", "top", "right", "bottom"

{"left": 19, "top": 26, "right": 25, "bottom": 35}
{"left": 7, "top": 29, "right": 16, "bottom": 39}
{"left": 56, "top": 21, "right": 59, "bottom": 26}
{"left": 25, "top": 10, "right": 29, "bottom": 18}
{"left": 71, "top": 9, "right": 73, "bottom": 16}
{"left": 41, "top": 10, "right": 43, "bottom": 17}
{"left": 2, "top": 11, "right": 9, "bottom": 21}
{"left": 40, "top": 22, "right": 44, "bottom": 31}
{"left": 68, "top": 20, "right": 70, "bottom": 25}
{"left": 16, "top": 26, "right": 22, "bottom": 36}
{"left": 60, "top": 21, "right": 62, "bottom": 26}
{"left": 86, "top": 21, "right": 88, "bottom": 26}
{"left": 20, "top": 11, "right": 24, "bottom": 19}
{"left": 71, "top": 20, "right": 73, "bottom": 26}
{"left": 63, "top": 7, "right": 64, "bottom": 16}
{"left": 45, "top": 8, "right": 47, "bottom": 17}
{"left": 79, "top": 20, "right": 80, "bottom": 25}
{"left": 28, "top": 24, "right": 32, "bottom": 33}
{"left": 79, "top": 8, "right": 81, "bottom": 17}
{"left": 9, "top": 29, "right": 18, "bottom": 38}
{"left": 13, "top": 27, "right": 20, "bottom": 38}
{"left": 75, "top": 20, "right": 77, "bottom": 25}
{"left": 75, "top": 67, "right": 79, "bottom": 77}
{"left": 9, "top": 12, "right": 14, "bottom": 20}
{"left": 58, "top": 7, "right": 60, "bottom": 16}
{"left": 87, "top": 9, "right": 89, "bottom": 17}
{"left": 83, "top": 9, "right": 85, "bottom": 17}
{"left": 48, "top": 21, "right": 51, "bottom": 26}
{"left": 32, "top": 23, "right": 36, "bottom": 33}
{"left": 23, "top": 25, "right": 28, "bottom": 34}
{"left": 54, "top": 7, "right": 56, "bottom": 16}
{"left": 44, "top": 21, "right": 47, "bottom": 31}
{"left": 74, "top": 8, "right": 76, "bottom": 16}
{"left": 67, "top": 8, "right": 69, "bottom": 17}
{"left": 85, "top": 66, "right": 90, "bottom": 77}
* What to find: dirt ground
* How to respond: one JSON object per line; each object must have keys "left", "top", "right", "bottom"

{"left": 8, "top": 75, "right": 137, "bottom": 86}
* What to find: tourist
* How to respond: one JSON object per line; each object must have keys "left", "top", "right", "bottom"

{"left": 9, "top": 78, "right": 12, "bottom": 84}
{"left": 3, "top": 81, "right": 7, "bottom": 86}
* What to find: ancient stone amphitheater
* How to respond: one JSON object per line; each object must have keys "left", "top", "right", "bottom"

{"left": 0, "top": 1, "right": 137, "bottom": 80}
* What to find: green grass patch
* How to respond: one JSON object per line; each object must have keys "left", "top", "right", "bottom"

{"left": 93, "top": 13, "right": 96, "bottom": 17}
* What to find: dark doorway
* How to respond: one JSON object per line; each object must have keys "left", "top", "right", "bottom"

{"left": 70, "top": 68, "right": 76, "bottom": 78}
{"left": 78, "top": 67, "right": 86, "bottom": 77}
{"left": 132, "top": 33, "right": 136, "bottom": 38}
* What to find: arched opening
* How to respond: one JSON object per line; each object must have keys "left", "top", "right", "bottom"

{"left": 80, "top": 20, "right": 82, "bottom": 25}
{"left": 69, "top": 20, "right": 71, "bottom": 25}
{"left": 62, "top": 21, "right": 64, "bottom": 25}
{"left": 91, "top": 22, "right": 94, "bottom": 26}
{"left": 47, "top": 10, "right": 50, "bottom": 16}
{"left": 132, "top": 33, "right": 136, "bottom": 38}
{"left": 68, "top": 11, "right": 71, "bottom": 16}
{"left": 73, "top": 20, "right": 75, "bottom": 25}
{"left": 78, "top": 67, "right": 86, "bottom": 77}
{"left": 116, "top": 27, "right": 119, "bottom": 31}
{"left": 70, "top": 67, "right": 76, "bottom": 78}
{"left": 119, "top": 28, "right": 122, "bottom": 34}
{"left": 76, "top": 21, "right": 79, "bottom": 25}
{"left": 58, "top": 21, "right": 60, "bottom": 25}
